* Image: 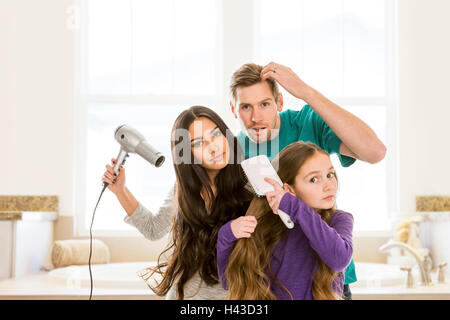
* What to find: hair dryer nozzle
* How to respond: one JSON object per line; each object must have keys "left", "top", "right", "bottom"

{"left": 135, "top": 140, "right": 165, "bottom": 167}
{"left": 113, "top": 124, "right": 165, "bottom": 168}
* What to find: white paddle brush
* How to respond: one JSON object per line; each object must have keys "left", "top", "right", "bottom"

{"left": 241, "top": 155, "right": 294, "bottom": 229}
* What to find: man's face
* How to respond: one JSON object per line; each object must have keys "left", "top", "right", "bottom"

{"left": 231, "top": 81, "right": 283, "bottom": 143}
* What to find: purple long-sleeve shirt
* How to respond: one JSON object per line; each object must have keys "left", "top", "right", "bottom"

{"left": 217, "top": 193, "right": 354, "bottom": 300}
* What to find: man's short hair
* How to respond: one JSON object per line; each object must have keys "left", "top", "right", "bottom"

{"left": 230, "top": 63, "right": 280, "bottom": 102}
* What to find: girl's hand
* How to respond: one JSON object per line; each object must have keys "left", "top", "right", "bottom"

{"left": 102, "top": 158, "right": 126, "bottom": 195}
{"left": 264, "top": 177, "right": 291, "bottom": 215}
{"left": 230, "top": 216, "right": 258, "bottom": 239}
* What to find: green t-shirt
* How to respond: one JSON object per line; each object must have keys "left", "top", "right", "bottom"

{"left": 237, "top": 105, "right": 357, "bottom": 284}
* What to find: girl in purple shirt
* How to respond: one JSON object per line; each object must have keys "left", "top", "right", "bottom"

{"left": 217, "top": 141, "right": 354, "bottom": 300}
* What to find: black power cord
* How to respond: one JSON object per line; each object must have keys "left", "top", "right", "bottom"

{"left": 88, "top": 183, "right": 108, "bottom": 300}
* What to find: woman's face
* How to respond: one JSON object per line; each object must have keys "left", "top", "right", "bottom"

{"left": 189, "top": 117, "right": 230, "bottom": 172}
{"left": 289, "top": 152, "right": 337, "bottom": 210}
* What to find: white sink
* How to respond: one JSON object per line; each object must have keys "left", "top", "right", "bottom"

{"left": 352, "top": 262, "right": 406, "bottom": 288}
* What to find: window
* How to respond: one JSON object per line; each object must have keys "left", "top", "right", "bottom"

{"left": 76, "top": 0, "right": 220, "bottom": 236}
{"left": 76, "top": 0, "right": 396, "bottom": 235}
{"left": 254, "top": 0, "right": 397, "bottom": 232}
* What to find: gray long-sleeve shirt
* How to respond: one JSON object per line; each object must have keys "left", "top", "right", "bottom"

{"left": 123, "top": 185, "right": 228, "bottom": 300}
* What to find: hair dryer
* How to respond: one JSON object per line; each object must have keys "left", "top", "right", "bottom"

{"left": 90, "top": 124, "right": 165, "bottom": 300}
{"left": 103, "top": 124, "right": 165, "bottom": 188}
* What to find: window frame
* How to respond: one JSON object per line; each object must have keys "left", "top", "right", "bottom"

{"left": 74, "top": 0, "right": 397, "bottom": 237}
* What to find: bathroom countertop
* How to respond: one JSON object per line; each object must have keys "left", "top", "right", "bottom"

{"left": 352, "top": 283, "right": 450, "bottom": 300}
{"left": 0, "top": 272, "right": 163, "bottom": 300}
{"left": 0, "top": 195, "right": 58, "bottom": 221}
{"left": 416, "top": 196, "right": 450, "bottom": 212}
{"left": 1, "top": 272, "right": 449, "bottom": 300}
{"left": 0, "top": 211, "right": 57, "bottom": 221}
{"left": 0, "top": 211, "right": 22, "bottom": 220}
{"left": 0, "top": 195, "right": 58, "bottom": 211}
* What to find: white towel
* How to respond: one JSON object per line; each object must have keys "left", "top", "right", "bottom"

{"left": 51, "top": 239, "right": 110, "bottom": 268}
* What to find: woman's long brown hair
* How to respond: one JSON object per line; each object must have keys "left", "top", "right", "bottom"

{"left": 225, "top": 141, "right": 342, "bottom": 300}
{"left": 140, "top": 106, "right": 253, "bottom": 299}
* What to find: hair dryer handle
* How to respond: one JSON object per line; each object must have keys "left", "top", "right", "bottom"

{"left": 113, "top": 148, "right": 128, "bottom": 175}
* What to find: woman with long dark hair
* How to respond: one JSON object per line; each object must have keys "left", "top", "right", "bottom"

{"left": 102, "top": 106, "right": 253, "bottom": 299}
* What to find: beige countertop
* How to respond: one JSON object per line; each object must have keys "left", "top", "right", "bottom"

{"left": 416, "top": 196, "right": 450, "bottom": 212}
{"left": 0, "top": 195, "right": 58, "bottom": 221}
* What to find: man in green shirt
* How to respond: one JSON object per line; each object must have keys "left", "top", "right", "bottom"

{"left": 229, "top": 62, "right": 387, "bottom": 300}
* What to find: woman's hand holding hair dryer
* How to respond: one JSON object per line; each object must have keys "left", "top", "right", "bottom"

{"left": 102, "top": 158, "right": 126, "bottom": 195}
{"left": 102, "top": 158, "right": 138, "bottom": 216}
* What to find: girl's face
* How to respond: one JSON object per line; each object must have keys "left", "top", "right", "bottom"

{"left": 288, "top": 152, "right": 337, "bottom": 210}
{"left": 189, "top": 117, "right": 230, "bottom": 172}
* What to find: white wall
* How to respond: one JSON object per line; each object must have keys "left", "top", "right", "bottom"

{"left": 398, "top": 0, "right": 450, "bottom": 217}
{"left": 0, "top": 0, "right": 75, "bottom": 216}
{"left": 1, "top": 0, "right": 450, "bottom": 262}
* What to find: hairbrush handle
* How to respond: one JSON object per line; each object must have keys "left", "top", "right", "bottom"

{"left": 278, "top": 209, "right": 294, "bottom": 229}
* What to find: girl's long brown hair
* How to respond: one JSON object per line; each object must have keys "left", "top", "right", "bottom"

{"left": 225, "top": 141, "right": 342, "bottom": 300}
{"left": 140, "top": 106, "right": 253, "bottom": 299}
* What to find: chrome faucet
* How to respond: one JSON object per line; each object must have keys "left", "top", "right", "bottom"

{"left": 379, "top": 240, "right": 433, "bottom": 286}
